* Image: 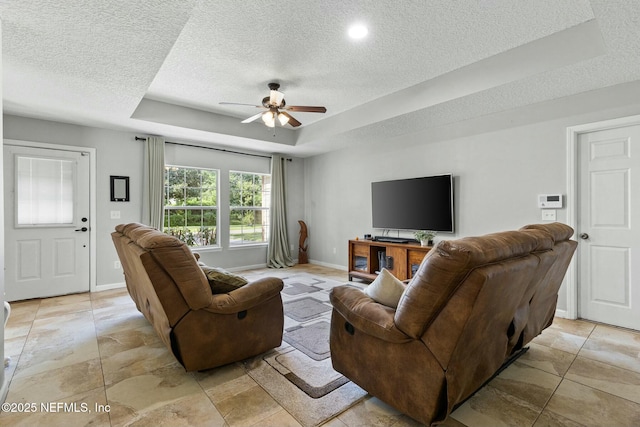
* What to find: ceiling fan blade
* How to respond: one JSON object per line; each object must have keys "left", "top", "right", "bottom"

{"left": 241, "top": 112, "right": 263, "bottom": 124}
{"left": 284, "top": 105, "right": 327, "bottom": 113}
{"left": 219, "top": 102, "right": 262, "bottom": 108}
{"left": 280, "top": 111, "right": 301, "bottom": 127}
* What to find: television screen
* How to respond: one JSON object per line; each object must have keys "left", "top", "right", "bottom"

{"left": 371, "top": 174, "right": 454, "bottom": 232}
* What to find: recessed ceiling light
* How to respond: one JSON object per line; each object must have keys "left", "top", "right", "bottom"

{"left": 348, "top": 23, "right": 368, "bottom": 40}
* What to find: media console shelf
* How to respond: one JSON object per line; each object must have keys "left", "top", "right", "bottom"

{"left": 348, "top": 239, "right": 431, "bottom": 282}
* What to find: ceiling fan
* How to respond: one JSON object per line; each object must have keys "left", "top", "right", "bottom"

{"left": 220, "top": 82, "right": 326, "bottom": 128}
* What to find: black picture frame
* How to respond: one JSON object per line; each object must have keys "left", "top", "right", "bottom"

{"left": 110, "top": 175, "right": 130, "bottom": 202}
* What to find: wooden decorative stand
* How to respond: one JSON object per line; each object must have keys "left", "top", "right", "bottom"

{"left": 298, "top": 220, "right": 309, "bottom": 264}
{"left": 348, "top": 239, "right": 431, "bottom": 282}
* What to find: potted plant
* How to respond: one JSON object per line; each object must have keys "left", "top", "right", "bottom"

{"left": 414, "top": 230, "right": 437, "bottom": 246}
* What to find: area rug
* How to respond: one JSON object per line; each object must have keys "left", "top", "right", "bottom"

{"left": 283, "top": 320, "right": 331, "bottom": 361}
{"left": 243, "top": 273, "right": 368, "bottom": 427}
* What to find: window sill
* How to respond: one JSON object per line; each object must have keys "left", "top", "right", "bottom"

{"left": 229, "top": 243, "right": 268, "bottom": 250}
{"left": 192, "top": 246, "right": 222, "bottom": 254}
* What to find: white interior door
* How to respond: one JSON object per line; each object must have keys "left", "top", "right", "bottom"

{"left": 578, "top": 125, "right": 640, "bottom": 330}
{"left": 3, "top": 144, "right": 90, "bottom": 301}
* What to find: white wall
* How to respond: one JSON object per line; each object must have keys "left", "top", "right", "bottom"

{"left": 3, "top": 115, "right": 144, "bottom": 288}
{"left": 303, "top": 101, "right": 640, "bottom": 312}
{"left": 0, "top": 18, "right": 7, "bottom": 403}
{"left": 3, "top": 114, "right": 305, "bottom": 289}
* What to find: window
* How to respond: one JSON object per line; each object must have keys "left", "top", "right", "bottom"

{"left": 16, "top": 156, "right": 74, "bottom": 226}
{"left": 229, "top": 171, "right": 271, "bottom": 245}
{"left": 164, "top": 166, "right": 218, "bottom": 247}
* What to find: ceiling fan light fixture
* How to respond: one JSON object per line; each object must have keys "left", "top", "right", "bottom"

{"left": 270, "top": 90, "right": 285, "bottom": 106}
{"left": 262, "top": 111, "right": 276, "bottom": 127}
{"left": 278, "top": 112, "right": 289, "bottom": 126}
{"left": 262, "top": 110, "right": 274, "bottom": 123}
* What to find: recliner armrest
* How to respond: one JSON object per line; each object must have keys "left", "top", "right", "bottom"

{"left": 202, "top": 277, "right": 284, "bottom": 314}
{"left": 330, "top": 285, "right": 412, "bottom": 343}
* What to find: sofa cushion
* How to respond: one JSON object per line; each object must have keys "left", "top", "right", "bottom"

{"left": 201, "top": 266, "right": 249, "bottom": 294}
{"left": 364, "top": 268, "right": 406, "bottom": 308}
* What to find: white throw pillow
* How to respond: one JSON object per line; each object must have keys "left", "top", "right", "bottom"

{"left": 364, "top": 268, "right": 406, "bottom": 308}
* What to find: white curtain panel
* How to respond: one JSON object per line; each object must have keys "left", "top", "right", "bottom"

{"left": 267, "top": 155, "right": 294, "bottom": 268}
{"left": 142, "top": 136, "right": 165, "bottom": 229}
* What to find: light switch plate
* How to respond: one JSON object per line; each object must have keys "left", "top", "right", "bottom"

{"left": 541, "top": 209, "right": 556, "bottom": 221}
{"left": 110, "top": 210, "right": 121, "bottom": 219}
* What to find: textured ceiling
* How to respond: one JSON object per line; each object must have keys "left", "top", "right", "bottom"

{"left": 2, "top": 1, "right": 640, "bottom": 156}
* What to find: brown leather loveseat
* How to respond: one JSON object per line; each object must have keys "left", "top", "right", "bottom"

{"left": 112, "top": 223, "right": 284, "bottom": 371}
{"left": 329, "top": 223, "right": 577, "bottom": 425}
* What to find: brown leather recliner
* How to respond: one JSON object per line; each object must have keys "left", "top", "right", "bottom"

{"left": 111, "top": 223, "right": 284, "bottom": 371}
{"left": 329, "top": 223, "right": 577, "bottom": 425}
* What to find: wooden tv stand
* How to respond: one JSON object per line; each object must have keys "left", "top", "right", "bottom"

{"left": 348, "top": 239, "right": 431, "bottom": 282}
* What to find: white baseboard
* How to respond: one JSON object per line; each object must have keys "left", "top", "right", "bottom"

{"left": 227, "top": 263, "right": 267, "bottom": 273}
{"left": 555, "top": 308, "right": 570, "bottom": 319}
{"left": 95, "top": 282, "right": 126, "bottom": 292}
{"left": 308, "top": 259, "right": 347, "bottom": 271}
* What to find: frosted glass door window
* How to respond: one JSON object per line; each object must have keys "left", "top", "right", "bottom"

{"left": 16, "top": 156, "right": 75, "bottom": 225}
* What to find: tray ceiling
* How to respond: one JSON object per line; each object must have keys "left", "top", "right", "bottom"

{"left": 2, "top": 1, "right": 640, "bottom": 156}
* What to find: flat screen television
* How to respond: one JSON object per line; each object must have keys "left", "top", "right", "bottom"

{"left": 371, "top": 174, "right": 454, "bottom": 232}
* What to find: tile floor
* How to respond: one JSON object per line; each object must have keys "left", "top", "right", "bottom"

{"left": 1, "top": 264, "right": 640, "bottom": 426}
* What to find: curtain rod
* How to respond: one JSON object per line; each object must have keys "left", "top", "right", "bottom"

{"left": 135, "top": 136, "right": 291, "bottom": 161}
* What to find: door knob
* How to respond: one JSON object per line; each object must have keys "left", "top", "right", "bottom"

{"left": 580, "top": 233, "right": 589, "bottom": 240}
{"left": 75, "top": 227, "right": 88, "bottom": 232}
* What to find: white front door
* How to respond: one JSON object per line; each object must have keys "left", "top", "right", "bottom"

{"left": 578, "top": 125, "right": 640, "bottom": 330}
{"left": 3, "top": 144, "right": 91, "bottom": 301}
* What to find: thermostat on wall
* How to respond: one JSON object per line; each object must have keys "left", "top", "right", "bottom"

{"left": 538, "top": 194, "right": 563, "bottom": 208}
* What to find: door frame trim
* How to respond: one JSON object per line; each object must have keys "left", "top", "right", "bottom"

{"left": 4, "top": 139, "right": 97, "bottom": 293}
{"left": 565, "top": 114, "right": 640, "bottom": 320}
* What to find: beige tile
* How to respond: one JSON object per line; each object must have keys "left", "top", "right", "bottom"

{"left": 532, "top": 408, "right": 586, "bottom": 427}
{"left": 90, "top": 287, "right": 129, "bottom": 301}
{"left": 252, "top": 408, "right": 303, "bottom": 427}
{"left": 3, "top": 355, "right": 20, "bottom": 389}
{"left": 191, "top": 362, "right": 247, "bottom": 391}
{"left": 5, "top": 300, "right": 40, "bottom": 326}
{"left": 531, "top": 322, "right": 591, "bottom": 354}
{"left": 90, "top": 288, "right": 134, "bottom": 310}
{"left": 106, "top": 364, "right": 205, "bottom": 427}
{"left": 38, "top": 292, "right": 91, "bottom": 308}
{"left": 450, "top": 384, "right": 541, "bottom": 427}
{"left": 19, "top": 310, "right": 96, "bottom": 345}
{"left": 204, "top": 373, "right": 259, "bottom": 404}
{"left": 579, "top": 324, "right": 640, "bottom": 373}
{"left": 336, "top": 396, "right": 420, "bottom": 427}
{"left": 35, "top": 295, "right": 92, "bottom": 320}
{"left": 320, "top": 416, "right": 350, "bottom": 427}
{"left": 101, "top": 341, "right": 179, "bottom": 386}
{"left": 565, "top": 356, "right": 640, "bottom": 404}
{"left": 92, "top": 303, "right": 148, "bottom": 336}
{"left": 439, "top": 416, "right": 468, "bottom": 427}
{"left": 546, "top": 379, "right": 640, "bottom": 426}
{"left": 0, "top": 386, "right": 110, "bottom": 427}
{"left": 4, "top": 334, "right": 28, "bottom": 359}
{"left": 14, "top": 312, "right": 100, "bottom": 380}
{"left": 214, "top": 383, "right": 282, "bottom": 427}
{"left": 548, "top": 318, "right": 596, "bottom": 337}
{"left": 27, "top": 309, "right": 96, "bottom": 340}
{"left": 5, "top": 265, "right": 640, "bottom": 427}
{"left": 6, "top": 358, "right": 104, "bottom": 403}
{"left": 97, "top": 323, "right": 161, "bottom": 358}
{"left": 489, "top": 361, "right": 561, "bottom": 408}
{"left": 4, "top": 321, "right": 33, "bottom": 341}
{"left": 518, "top": 342, "right": 576, "bottom": 376}
{"left": 111, "top": 389, "right": 225, "bottom": 427}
